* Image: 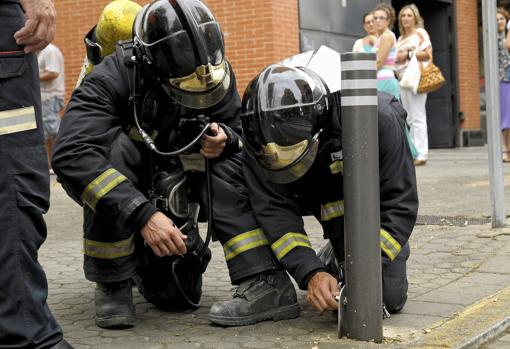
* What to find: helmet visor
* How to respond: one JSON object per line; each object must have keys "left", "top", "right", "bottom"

{"left": 161, "top": 62, "right": 231, "bottom": 109}
{"left": 139, "top": 30, "right": 198, "bottom": 78}
{"left": 246, "top": 133, "right": 320, "bottom": 184}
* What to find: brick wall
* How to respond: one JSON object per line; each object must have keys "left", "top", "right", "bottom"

{"left": 455, "top": 0, "right": 480, "bottom": 130}
{"left": 54, "top": 0, "right": 298, "bottom": 103}
{"left": 54, "top": 0, "right": 121, "bottom": 103}
{"left": 206, "top": 0, "right": 299, "bottom": 95}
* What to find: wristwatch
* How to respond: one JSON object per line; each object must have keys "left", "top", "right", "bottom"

{"left": 407, "top": 50, "right": 413, "bottom": 60}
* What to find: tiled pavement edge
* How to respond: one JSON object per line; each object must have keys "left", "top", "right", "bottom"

{"left": 41, "top": 147, "right": 510, "bottom": 348}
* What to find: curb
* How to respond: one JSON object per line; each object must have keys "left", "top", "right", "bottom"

{"left": 455, "top": 317, "right": 510, "bottom": 349}
{"left": 409, "top": 287, "right": 510, "bottom": 348}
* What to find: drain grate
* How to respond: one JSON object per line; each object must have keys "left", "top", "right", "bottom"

{"left": 416, "top": 215, "right": 492, "bottom": 226}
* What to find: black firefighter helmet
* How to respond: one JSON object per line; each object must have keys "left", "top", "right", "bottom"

{"left": 133, "top": 0, "right": 230, "bottom": 109}
{"left": 241, "top": 64, "right": 331, "bottom": 184}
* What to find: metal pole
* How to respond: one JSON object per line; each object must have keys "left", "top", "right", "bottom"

{"left": 481, "top": 0, "right": 506, "bottom": 228}
{"left": 338, "top": 52, "right": 382, "bottom": 342}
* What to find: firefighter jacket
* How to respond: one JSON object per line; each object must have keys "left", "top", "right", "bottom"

{"left": 242, "top": 92, "right": 419, "bottom": 289}
{"left": 52, "top": 43, "right": 243, "bottom": 234}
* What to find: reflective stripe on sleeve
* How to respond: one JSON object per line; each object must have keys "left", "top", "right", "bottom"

{"left": 380, "top": 229, "right": 402, "bottom": 261}
{"left": 83, "top": 235, "right": 134, "bottom": 259}
{"left": 223, "top": 229, "right": 269, "bottom": 262}
{"left": 321, "top": 200, "right": 344, "bottom": 221}
{"left": 0, "top": 106, "right": 37, "bottom": 135}
{"left": 329, "top": 160, "right": 343, "bottom": 174}
{"left": 81, "top": 168, "right": 127, "bottom": 211}
{"left": 271, "top": 232, "right": 313, "bottom": 261}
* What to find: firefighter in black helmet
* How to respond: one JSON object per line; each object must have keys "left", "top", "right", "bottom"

{"left": 229, "top": 63, "right": 418, "bottom": 316}
{"left": 53, "top": 0, "right": 298, "bottom": 329}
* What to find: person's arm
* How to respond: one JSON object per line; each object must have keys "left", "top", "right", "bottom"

{"left": 415, "top": 46, "right": 432, "bottom": 62}
{"left": 201, "top": 62, "right": 243, "bottom": 157}
{"left": 52, "top": 54, "right": 186, "bottom": 256}
{"left": 415, "top": 29, "right": 433, "bottom": 62}
{"left": 506, "top": 26, "right": 510, "bottom": 50}
{"left": 39, "top": 70, "right": 58, "bottom": 81}
{"left": 352, "top": 38, "right": 363, "bottom": 53}
{"left": 15, "top": 0, "right": 56, "bottom": 52}
{"left": 375, "top": 32, "right": 394, "bottom": 69}
{"left": 306, "top": 271, "right": 339, "bottom": 312}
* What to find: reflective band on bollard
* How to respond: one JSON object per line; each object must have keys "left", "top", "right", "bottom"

{"left": 338, "top": 52, "right": 383, "bottom": 342}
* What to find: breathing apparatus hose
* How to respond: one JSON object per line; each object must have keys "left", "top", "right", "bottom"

{"left": 131, "top": 72, "right": 214, "bottom": 308}
{"left": 171, "top": 157, "right": 212, "bottom": 308}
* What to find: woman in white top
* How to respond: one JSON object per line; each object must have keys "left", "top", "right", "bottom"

{"left": 352, "top": 12, "right": 377, "bottom": 53}
{"left": 395, "top": 4, "right": 433, "bottom": 166}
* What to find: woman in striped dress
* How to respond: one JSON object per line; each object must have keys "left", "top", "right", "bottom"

{"left": 372, "top": 4, "right": 400, "bottom": 100}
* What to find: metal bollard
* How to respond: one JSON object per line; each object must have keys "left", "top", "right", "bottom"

{"left": 338, "top": 52, "right": 382, "bottom": 342}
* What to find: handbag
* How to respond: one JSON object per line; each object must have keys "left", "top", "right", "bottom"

{"left": 399, "top": 54, "right": 421, "bottom": 94}
{"left": 417, "top": 59, "right": 445, "bottom": 94}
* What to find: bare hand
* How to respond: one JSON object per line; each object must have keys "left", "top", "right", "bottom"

{"left": 200, "top": 122, "right": 227, "bottom": 158}
{"left": 15, "top": 0, "right": 56, "bottom": 53}
{"left": 396, "top": 50, "right": 407, "bottom": 63}
{"left": 141, "top": 212, "right": 187, "bottom": 257}
{"left": 306, "top": 272, "right": 339, "bottom": 312}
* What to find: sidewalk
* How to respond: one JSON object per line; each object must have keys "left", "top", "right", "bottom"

{"left": 41, "top": 146, "right": 510, "bottom": 348}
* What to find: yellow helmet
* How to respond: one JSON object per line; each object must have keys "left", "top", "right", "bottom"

{"left": 95, "top": 0, "right": 141, "bottom": 57}
{"left": 76, "top": 0, "right": 141, "bottom": 87}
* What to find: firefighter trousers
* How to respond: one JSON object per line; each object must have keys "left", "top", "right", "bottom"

{"left": 82, "top": 152, "right": 278, "bottom": 299}
{"left": 0, "top": 3, "right": 63, "bottom": 347}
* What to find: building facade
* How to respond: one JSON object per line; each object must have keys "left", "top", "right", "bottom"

{"left": 54, "top": 0, "right": 482, "bottom": 148}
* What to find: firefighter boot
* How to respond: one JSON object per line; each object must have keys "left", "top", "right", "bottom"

{"left": 208, "top": 270, "right": 300, "bottom": 326}
{"left": 50, "top": 339, "right": 74, "bottom": 349}
{"left": 94, "top": 279, "right": 136, "bottom": 329}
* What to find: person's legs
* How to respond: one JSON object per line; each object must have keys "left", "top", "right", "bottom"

{"left": 82, "top": 206, "right": 138, "bottom": 329}
{"left": 0, "top": 3, "right": 67, "bottom": 346}
{"left": 196, "top": 154, "right": 299, "bottom": 326}
{"left": 190, "top": 154, "right": 280, "bottom": 284}
{"left": 0, "top": 177, "right": 63, "bottom": 348}
{"left": 41, "top": 96, "right": 62, "bottom": 171}
{"left": 382, "top": 242, "right": 410, "bottom": 313}
{"left": 402, "top": 89, "right": 428, "bottom": 162}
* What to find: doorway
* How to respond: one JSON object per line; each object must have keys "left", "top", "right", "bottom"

{"left": 392, "top": 0, "right": 458, "bottom": 148}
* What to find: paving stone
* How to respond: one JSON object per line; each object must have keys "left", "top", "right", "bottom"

{"left": 456, "top": 272, "right": 510, "bottom": 286}
{"left": 401, "top": 301, "right": 464, "bottom": 318}
{"left": 414, "top": 284, "right": 504, "bottom": 306}
{"left": 382, "top": 313, "right": 445, "bottom": 330}
{"left": 477, "top": 255, "right": 510, "bottom": 274}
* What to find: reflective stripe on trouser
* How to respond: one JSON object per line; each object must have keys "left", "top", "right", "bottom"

{"left": 271, "top": 232, "right": 313, "bottom": 261}
{"left": 83, "top": 235, "right": 135, "bottom": 259}
{"left": 223, "top": 228, "right": 269, "bottom": 261}
{"left": 81, "top": 168, "right": 127, "bottom": 211}
{"left": 0, "top": 106, "right": 37, "bottom": 135}
{"left": 83, "top": 206, "right": 138, "bottom": 283}
{"left": 188, "top": 153, "right": 278, "bottom": 284}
